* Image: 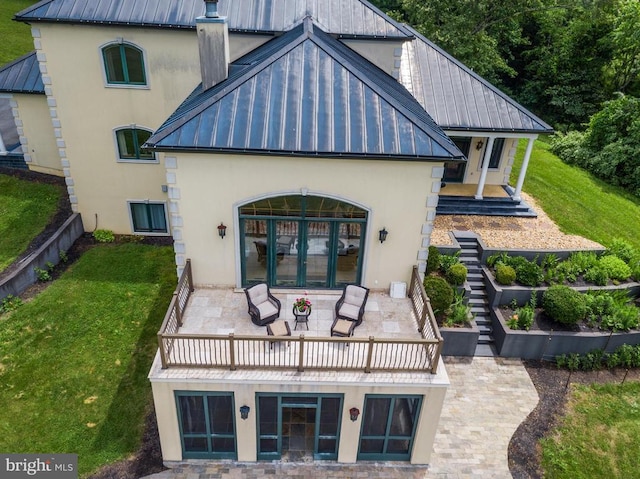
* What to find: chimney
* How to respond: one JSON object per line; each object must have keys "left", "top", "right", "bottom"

{"left": 197, "top": 0, "right": 230, "bottom": 90}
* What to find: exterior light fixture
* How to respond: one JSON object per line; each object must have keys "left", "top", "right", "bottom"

{"left": 378, "top": 227, "right": 388, "bottom": 243}
{"left": 476, "top": 140, "right": 484, "bottom": 150}
{"left": 349, "top": 407, "right": 360, "bottom": 422}
{"left": 240, "top": 405, "right": 250, "bottom": 420}
{"left": 217, "top": 222, "right": 227, "bottom": 239}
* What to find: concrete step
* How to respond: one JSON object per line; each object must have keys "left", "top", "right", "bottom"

{"left": 467, "top": 281, "right": 485, "bottom": 289}
{"left": 459, "top": 249, "right": 479, "bottom": 257}
{"left": 475, "top": 343, "right": 498, "bottom": 357}
{"left": 477, "top": 325, "right": 493, "bottom": 335}
{"left": 478, "top": 334, "right": 495, "bottom": 344}
{"left": 471, "top": 307, "right": 490, "bottom": 315}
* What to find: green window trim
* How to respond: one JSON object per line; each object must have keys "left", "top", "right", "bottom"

{"left": 357, "top": 394, "right": 423, "bottom": 461}
{"left": 175, "top": 392, "right": 238, "bottom": 460}
{"left": 128, "top": 201, "right": 168, "bottom": 234}
{"left": 256, "top": 393, "right": 343, "bottom": 461}
{"left": 102, "top": 43, "right": 147, "bottom": 86}
{"left": 115, "top": 127, "right": 155, "bottom": 161}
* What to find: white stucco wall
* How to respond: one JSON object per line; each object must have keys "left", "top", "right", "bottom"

{"left": 454, "top": 136, "right": 520, "bottom": 186}
{"left": 166, "top": 152, "right": 442, "bottom": 289}
{"left": 150, "top": 365, "right": 448, "bottom": 464}
{"left": 31, "top": 24, "right": 271, "bottom": 233}
{"left": 11, "top": 93, "right": 62, "bottom": 176}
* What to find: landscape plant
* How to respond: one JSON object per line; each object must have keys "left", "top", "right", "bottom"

{"left": 445, "top": 262, "right": 468, "bottom": 286}
{"left": 443, "top": 291, "right": 473, "bottom": 327}
{"left": 542, "top": 285, "right": 588, "bottom": 325}
{"left": 93, "top": 229, "right": 115, "bottom": 243}
{"left": 426, "top": 246, "right": 441, "bottom": 274}
{"left": 423, "top": 275, "right": 454, "bottom": 318}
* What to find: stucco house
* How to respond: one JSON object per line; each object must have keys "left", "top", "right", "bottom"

{"left": 0, "top": 0, "right": 552, "bottom": 467}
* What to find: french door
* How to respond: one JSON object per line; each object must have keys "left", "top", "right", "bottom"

{"left": 240, "top": 195, "right": 367, "bottom": 288}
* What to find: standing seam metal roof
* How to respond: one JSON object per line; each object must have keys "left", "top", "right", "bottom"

{"left": 0, "top": 52, "right": 45, "bottom": 94}
{"left": 400, "top": 25, "right": 553, "bottom": 133}
{"left": 146, "top": 18, "right": 464, "bottom": 160}
{"left": 15, "top": 0, "right": 413, "bottom": 38}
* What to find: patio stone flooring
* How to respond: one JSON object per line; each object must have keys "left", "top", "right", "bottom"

{"left": 143, "top": 356, "right": 538, "bottom": 479}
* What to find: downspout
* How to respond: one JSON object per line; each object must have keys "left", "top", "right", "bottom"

{"left": 513, "top": 137, "right": 536, "bottom": 202}
{"left": 475, "top": 137, "right": 495, "bottom": 200}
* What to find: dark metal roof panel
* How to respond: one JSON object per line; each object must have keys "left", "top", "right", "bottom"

{"left": 147, "top": 20, "right": 462, "bottom": 160}
{"left": 16, "top": 0, "right": 412, "bottom": 37}
{"left": 0, "top": 52, "right": 44, "bottom": 94}
{"left": 401, "top": 26, "right": 553, "bottom": 133}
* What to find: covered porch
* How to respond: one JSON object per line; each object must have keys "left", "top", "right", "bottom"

{"left": 436, "top": 183, "right": 537, "bottom": 217}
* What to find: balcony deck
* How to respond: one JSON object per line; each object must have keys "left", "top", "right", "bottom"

{"left": 150, "top": 263, "right": 444, "bottom": 383}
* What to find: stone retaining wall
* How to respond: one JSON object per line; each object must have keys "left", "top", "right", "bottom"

{"left": 0, "top": 213, "right": 83, "bottom": 300}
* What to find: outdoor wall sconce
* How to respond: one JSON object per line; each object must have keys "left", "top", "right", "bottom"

{"left": 349, "top": 407, "right": 360, "bottom": 422}
{"left": 476, "top": 140, "right": 484, "bottom": 150}
{"left": 217, "top": 222, "right": 227, "bottom": 239}
{"left": 240, "top": 405, "right": 250, "bottom": 420}
{"left": 378, "top": 227, "right": 388, "bottom": 243}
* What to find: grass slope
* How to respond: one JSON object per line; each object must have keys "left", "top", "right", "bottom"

{"left": 0, "top": 174, "right": 62, "bottom": 270}
{"left": 0, "top": 0, "right": 34, "bottom": 66}
{"left": 540, "top": 382, "right": 640, "bottom": 478}
{"left": 0, "top": 244, "right": 175, "bottom": 477}
{"left": 511, "top": 140, "right": 640, "bottom": 250}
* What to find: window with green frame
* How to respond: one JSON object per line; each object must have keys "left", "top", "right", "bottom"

{"left": 129, "top": 202, "right": 168, "bottom": 234}
{"left": 102, "top": 43, "right": 146, "bottom": 85}
{"left": 115, "top": 127, "right": 155, "bottom": 161}
{"left": 175, "top": 392, "right": 237, "bottom": 459}
{"left": 358, "top": 395, "right": 422, "bottom": 461}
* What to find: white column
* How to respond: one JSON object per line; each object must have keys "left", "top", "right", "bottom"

{"left": 513, "top": 137, "right": 536, "bottom": 201}
{"left": 0, "top": 131, "right": 7, "bottom": 155}
{"left": 475, "top": 137, "right": 495, "bottom": 199}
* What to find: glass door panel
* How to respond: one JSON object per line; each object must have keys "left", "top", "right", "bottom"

{"left": 244, "top": 219, "right": 268, "bottom": 285}
{"left": 274, "top": 220, "right": 299, "bottom": 287}
{"left": 305, "top": 221, "right": 330, "bottom": 287}
{"left": 335, "top": 223, "right": 362, "bottom": 287}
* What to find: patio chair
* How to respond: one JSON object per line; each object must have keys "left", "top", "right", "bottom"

{"left": 331, "top": 284, "right": 369, "bottom": 337}
{"left": 254, "top": 240, "right": 286, "bottom": 264}
{"left": 244, "top": 283, "right": 281, "bottom": 326}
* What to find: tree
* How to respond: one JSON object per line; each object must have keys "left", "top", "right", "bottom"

{"left": 604, "top": 0, "right": 640, "bottom": 95}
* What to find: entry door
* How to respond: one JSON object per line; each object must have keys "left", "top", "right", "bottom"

{"left": 257, "top": 395, "right": 342, "bottom": 460}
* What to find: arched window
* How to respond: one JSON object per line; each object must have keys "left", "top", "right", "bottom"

{"left": 102, "top": 43, "right": 146, "bottom": 85}
{"left": 114, "top": 127, "right": 155, "bottom": 161}
{"left": 239, "top": 195, "right": 368, "bottom": 288}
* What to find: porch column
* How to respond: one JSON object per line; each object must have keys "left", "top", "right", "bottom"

{"left": 513, "top": 137, "right": 536, "bottom": 202}
{"left": 0, "top": 131, "right": 6, "bottom": 155}
{"left": 474, "top": 137, "right": 495, "bottom": 199}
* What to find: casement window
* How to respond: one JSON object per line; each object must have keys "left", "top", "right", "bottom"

{"left": 128, "top": 202, "right": 168, "bottom": 234}
{"left": 115, "top": 127, "right": 155, "bottom": 161}
{"left": 102, "top": 43, "right": 147, "bottom": 86}
{"left": 175, "top": 392, "right": 237, "bottom": 459}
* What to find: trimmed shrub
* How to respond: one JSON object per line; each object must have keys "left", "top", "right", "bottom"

{"left": 542, "top": 285, "right": 587, "bottom": 325}
{"left": 515, "top": 260, "right": 544, "bottom": 287}
{"left": 439, "top": 252, "right": 461, "bottom": 274}
{"left": 597, "top": 255, "right": 631, "bottom": 281}
{"left": 426, "top": 246, "right": 441, "bottom": 274}
{"left": 423, "top": 276, "right": 454, "bottom": 316}
{"left": 446, "top": 263, "right": 468, "bottom": 286}
{"left": 495, "top": 263, "right": 516, "bottom": 285}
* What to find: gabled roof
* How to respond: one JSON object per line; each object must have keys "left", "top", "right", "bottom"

{"left": 400, "top": 26, "right": 553, "bottom": 134}
{"left": 16, "top": 0, "right": 412, "bottom": 38}
{"left": 0, "top": 52, "right": 44, "bottom": 94}
{"left": 146, "top": 19, "right": 464, "bottom": 161}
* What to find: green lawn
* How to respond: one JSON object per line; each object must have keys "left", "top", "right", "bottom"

{"left": 0, "top": 0, "right": 34, "bottom": 66}
{"left": 540, "top": 382, "right": 640, "bottom": 478}
{"left": 0, "top": 174, "right": 63, "bottom": 271}
{"left": 511, "top": 140, "right": 640, "bottom": 250}
{"left": 0, "top": 243, "right": 175, "bottom": 477}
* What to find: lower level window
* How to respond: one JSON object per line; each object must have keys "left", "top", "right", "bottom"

{"left": 176, "top": 392, "right": 237, "bottom": 459}
{"left": 129, "top": 202, "right": 168, "bottom": 234}
{"left": 358, "top": 395, "right": 422, "bottom": 461}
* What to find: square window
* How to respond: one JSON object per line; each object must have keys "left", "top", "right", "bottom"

{"left": 129, "top": 202, "right": 168, "bottom": 234}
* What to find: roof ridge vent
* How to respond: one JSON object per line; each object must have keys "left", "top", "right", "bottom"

{"left": 204, "top": 0, "right": 219, "bottom": 18}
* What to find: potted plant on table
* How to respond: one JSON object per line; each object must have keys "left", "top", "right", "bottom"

{"left": 293, "top": 293, "right": 312, "bottom": 315}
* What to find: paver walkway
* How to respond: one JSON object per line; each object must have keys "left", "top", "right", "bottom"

{"left": 143, "top": 357, "right": 538, "bottom": 479}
